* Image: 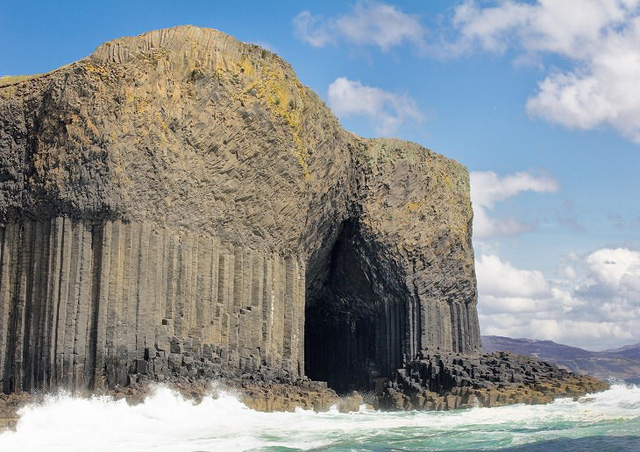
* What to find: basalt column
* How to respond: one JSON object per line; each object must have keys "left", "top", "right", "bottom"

{"left": 304, "top": 139, "right": 482, "bottom": 393}
{"left": 0, "top": 218, "right": 305, "bottom": 392}
{"left": 1, "top": 26, "right": 481, "bottom": 396}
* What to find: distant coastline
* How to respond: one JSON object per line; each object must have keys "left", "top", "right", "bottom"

{"left": 483, "top": 335, "right": 640, "bottom": 380}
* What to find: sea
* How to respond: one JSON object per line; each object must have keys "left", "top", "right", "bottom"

{"left": 0, "top": 380, "right": 638, "bottom": 451}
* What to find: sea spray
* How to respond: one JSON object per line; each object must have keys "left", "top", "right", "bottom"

{"left": 0, "top": 383, "right": 639, "bottom": 451}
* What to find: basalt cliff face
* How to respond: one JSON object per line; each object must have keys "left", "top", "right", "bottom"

{"left": 0, "top": 26, "right": 480, "bottom": 396}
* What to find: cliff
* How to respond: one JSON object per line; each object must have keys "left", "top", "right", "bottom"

{"left": 0, "top": 26, "right": 480, "bottom": 395}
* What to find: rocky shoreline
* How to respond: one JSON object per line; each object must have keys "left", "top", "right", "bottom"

{"left": 0, "top": 351, "right": 609, "bottom": 432}
{"left": 0, "top": 378, "right": 355, "bottom": 432}
{"left": 0, "top": 26, "right": 610, "bottom": 435}
{"left": 381, "top": 350, "right": 609, "bottom": 410}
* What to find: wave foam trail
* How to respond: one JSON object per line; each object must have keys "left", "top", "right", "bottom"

{"left": 0, "top": 383, "right": 639, "bottom": 451}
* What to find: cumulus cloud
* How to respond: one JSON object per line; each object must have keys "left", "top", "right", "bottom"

{"left": 293, "top": 1, "right": 426, "bottom": 52}
{"left": 477, "top": 248, "right": 640, "bottom": 349}
{"left": 476, "top": 254, "right": 550, "bottom": 298}
{"left": 470, "top": 170, "right": 559, "bottom": 238}
{"left": 584, "top": 248, "right": 640, "bottom": 297}
{"left": 451, "top": 0, "right": 640, "bottom": 143}
{"left": 327, "top": 77, "right": 424, "bottom": 135}
{"left": 294, "top": 1, "right": 640, "bottom": 142}
{"left": 480, "top": 315, "right": 637, "bottom": 350}
{"left": 453, "top": 0, "right": 638, "bottom": 57}
{"left": 293, "top": 11, "right": 335, "bottom": 47}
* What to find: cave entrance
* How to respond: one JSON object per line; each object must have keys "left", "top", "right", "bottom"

{"left": 304, "top": 220, "right": 407, "bottom": 393}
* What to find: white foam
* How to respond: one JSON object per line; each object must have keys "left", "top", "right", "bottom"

{"left": 0, "top": 383, "right": 638, "bottom": 451}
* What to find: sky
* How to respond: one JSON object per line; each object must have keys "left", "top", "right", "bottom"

{"left": 1, "top": 0, "right": 638, "bottom": 351}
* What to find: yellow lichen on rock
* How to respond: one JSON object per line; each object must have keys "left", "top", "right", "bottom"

{"left": 230, "top": 56, "right": 310, "bottom": 181}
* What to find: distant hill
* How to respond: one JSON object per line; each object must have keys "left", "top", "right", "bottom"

{"left": 482, "top": 336, "right": 640, "bottom": 380}
{"left": 604, "top": 343, "right": 640, "bottom": 360}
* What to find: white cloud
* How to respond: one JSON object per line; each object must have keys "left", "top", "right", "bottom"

{"left": 292, "top": 11, "right": 335, "bottom": 47}
{"left": 327, "top": 77, "right": 424, "bottom": 135}
{"left": 480, "top": 315, "right": 637, "bottom": 350}
{"left": 470, "top": 170, "right": 559, "bottom": 238}
{"left": 476, "top": 254, "right": 549, "bottom": 298}
{"left": 293, "top": 1, "right": 426, "bottom": 52}
{"left": 454, "top": 0, "right": 638, "bottom": 57}
{"left": 294, "top": 1, "right": 640, "bottom": 142}
{"left": 477, "top": 247, "right": 640, "bottom": 350}
{"left": 452, "top": 0, "right": 640, "bottom": 143}
{"left": 586, "top": 247, "right": 640, "bottom": 287}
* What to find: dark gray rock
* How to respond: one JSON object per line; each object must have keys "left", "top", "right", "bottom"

{"left": 0, "top": 26, "right": 479, "bottom": 395}
{"left": 380, "top": 349, "right": 609, "bottom": 410}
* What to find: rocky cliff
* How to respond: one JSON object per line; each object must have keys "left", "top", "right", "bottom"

{"left": 0, "top": 26, "right": 480, "bottom": 395}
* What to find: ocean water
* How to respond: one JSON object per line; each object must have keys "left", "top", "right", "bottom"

{"left": 0, "top": 382, "right": 638, "bottom": 451}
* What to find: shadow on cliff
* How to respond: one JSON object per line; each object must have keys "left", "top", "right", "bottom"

{"left": 304, "top": 219, "right": 407, "bottom": 394}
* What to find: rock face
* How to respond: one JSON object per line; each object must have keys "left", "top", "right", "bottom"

{"left": 0, "top": 26, "right": 480, "bottom": 395}
{"left": 381, "top": 350, "right": 609, "bottom": 411}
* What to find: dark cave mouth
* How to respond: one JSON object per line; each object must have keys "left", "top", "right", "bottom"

{"left": 303, "top": 221, "right": 407, "bottom": 394}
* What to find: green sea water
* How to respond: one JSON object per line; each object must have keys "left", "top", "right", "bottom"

{"left": 0, "top": 381, "right": 638, "bottom": 451}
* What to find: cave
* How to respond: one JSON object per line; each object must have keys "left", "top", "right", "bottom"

{"left": 304, "top": 219, "right": 410, "bottom": 394}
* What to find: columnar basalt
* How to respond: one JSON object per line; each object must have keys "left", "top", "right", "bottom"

{"left": 0, "top": 26, "right": 481, "bottom": 395}
{"left": 304, "top": 138, "right": 480, "bottom": 391}
{"left": 0, "top": 219, "right": 305, "bottom": 392}
{"left": 380, "top": 351, "right": 609, "bottom": 411}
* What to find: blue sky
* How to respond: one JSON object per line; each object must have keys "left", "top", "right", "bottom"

{"left": 2, "top": 0, "right": 639, "bottom": 350}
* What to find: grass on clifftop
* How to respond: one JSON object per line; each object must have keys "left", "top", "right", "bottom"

{"left": 0, "top": 74, "right": 41, "bottom": 85}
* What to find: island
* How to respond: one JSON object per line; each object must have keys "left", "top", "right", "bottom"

{"left": 0, "top": 27, "right": 606, "bottom": 424}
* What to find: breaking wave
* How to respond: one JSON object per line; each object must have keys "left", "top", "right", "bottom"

{"left": 1, "top": 382, "right": 639, "bottom": 451}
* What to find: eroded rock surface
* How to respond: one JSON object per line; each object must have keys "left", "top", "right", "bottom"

{"left": 380, "top": 350, "right": 609, "bottom": 410}
{"left": 0, "top": 26, "right": 481, "bottom": 396}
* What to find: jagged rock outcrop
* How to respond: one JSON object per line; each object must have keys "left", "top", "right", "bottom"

{"left": 380, "top": 351, "right": 609, "bottom": 411}
{"left": 0, "top": 26, "right": 480, "bottom": 395}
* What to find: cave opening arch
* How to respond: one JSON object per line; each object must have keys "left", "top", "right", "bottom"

{"left": 303, "top": 219, "right": 417, "bottom": 393}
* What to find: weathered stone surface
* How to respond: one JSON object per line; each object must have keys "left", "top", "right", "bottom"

{"left": 380, "top": 350, "right": 609, "bottom": 411}
{"left": 0, "top": 218, "right": 305, "bottom": 392}
{"left": 1, "top": 26, "right": 479, "bottom": 395}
